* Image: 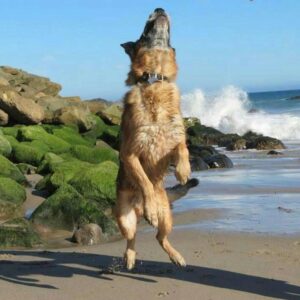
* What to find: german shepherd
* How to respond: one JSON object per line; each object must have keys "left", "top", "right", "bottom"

{"left": 115, "top": 8, "right": 191, "bottom": 269}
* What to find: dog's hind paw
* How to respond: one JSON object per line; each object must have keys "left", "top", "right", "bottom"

{"left": 170, "top": 253, "right": 186, "bottom": 267}
{"left": 124, "top": 249, "right": 136, "bottom": 270}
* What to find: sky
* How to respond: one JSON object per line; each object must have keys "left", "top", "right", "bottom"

{"left": 0, "top": 0, "right": 299, "bottom": 101}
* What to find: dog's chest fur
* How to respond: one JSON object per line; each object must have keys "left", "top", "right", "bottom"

{"left": 126, "top": 84, "right": 185, "bottom": 163}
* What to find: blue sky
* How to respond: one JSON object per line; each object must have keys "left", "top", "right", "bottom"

{"left": 0, "top": 0, "right": 299, "bottom": 100}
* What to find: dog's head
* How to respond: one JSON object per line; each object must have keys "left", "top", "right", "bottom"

{"left": 121, "top": 8, "right": 171, "bottom": 59}
{"left": 121, "top": 8, "right": 177, "bottom": 85}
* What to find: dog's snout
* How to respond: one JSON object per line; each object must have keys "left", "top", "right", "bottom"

{"left": 154, "top": 8, "right": 165, "bottom": 14}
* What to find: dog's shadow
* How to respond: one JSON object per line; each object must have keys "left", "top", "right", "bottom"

{"left": 0, "top": 250, "right": 299, "bottom": 299}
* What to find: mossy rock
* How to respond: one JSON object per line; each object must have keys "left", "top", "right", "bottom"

{"left": 1, "top": 126, "right": 20, "bottom": 138}
{"left": 0, "top": 177, "right": 26, "bottom": 219}
{"left": 69, "top": 145, "right": 118, "bottom": 164}
{"left": 37, "top": 152, "right": 64, "bottom": 174}
{"left": 52, "top": 126, "right": 92, "bottom": 146}
{"left": 83, "top": 116, "right": 107, "bottom": 144}
{"left": 70, "top": 161, "right": 118, "bottom": 207}
{"left": 18, "top": 125, "right": 71, "bottom": 154}
{"left": 17, "top": 163, "right": 36, "bottom": 175}
{"left": 11, "top": 142, "right": 45, "bottom": 166}
{"left": 187, "top": 123, "right": 224, "bottom": 146}
{"left": 0, "top": 134, "right": 12, "bottom": 157}
{"left": 39, "top": 159, "right": 92, "bottom": 191}
{"left": 3, "top": 134, "right": 19, "bottom": 147}
{"left": 31, "top": 184, "right": 117, "bottom": 235}
{"left": 0, "top": 155, "right": 27, "bottom": 184}
{"left": 0, "top": 218, "right": 41, "bottom": 248}
{"left": 101, "top": 125, "right": 120, "bottom": 149}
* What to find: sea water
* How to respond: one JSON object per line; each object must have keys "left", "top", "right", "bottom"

{"left": 174, "top": 87, "right": 300, "bottom": 235}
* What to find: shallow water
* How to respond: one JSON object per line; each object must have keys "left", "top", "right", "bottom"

{"left": 172, "top": 142, "right": 300, "bottom": 235}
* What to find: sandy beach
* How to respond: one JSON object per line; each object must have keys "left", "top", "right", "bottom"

{"left": 1, "top": 208, "right": 300, "bottom": 300}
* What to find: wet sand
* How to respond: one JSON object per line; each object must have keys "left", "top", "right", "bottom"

{"left": 0, "top": 227, "right": 299, "bottom": 300}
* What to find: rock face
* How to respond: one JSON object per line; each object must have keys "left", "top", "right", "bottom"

{"left": 0, "top": 86, "right": 44, "bottom": 124}
{"left": 0, "top": 109, "right": 9, "bottom": 125}
{"left": 0, "top": 218, "right": 41, "bottom": 248}
{"left": 0, "top": 177, "right": 26, "bottom": 219}
{"left": 185, "top": 118, "right": 285, "bottom": 151}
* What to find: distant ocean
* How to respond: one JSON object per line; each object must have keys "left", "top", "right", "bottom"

{"left": 181, "top": 87, "right": 300, "bottom": 140}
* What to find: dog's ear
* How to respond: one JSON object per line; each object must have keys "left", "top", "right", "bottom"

{"left": 121, "top": 42, "right": 136, "bottom": 60}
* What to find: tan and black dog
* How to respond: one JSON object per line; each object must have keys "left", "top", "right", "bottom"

{"left": 115, "top": 8, "right": 191, "bottom": 270}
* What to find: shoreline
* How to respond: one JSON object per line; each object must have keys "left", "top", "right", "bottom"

{"left": 0, "top": 227, "right": 299, "bottom": 300}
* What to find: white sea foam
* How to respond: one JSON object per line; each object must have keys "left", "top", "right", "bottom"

{"left": 181, "top": 86, "right": 300, "bottom": 140}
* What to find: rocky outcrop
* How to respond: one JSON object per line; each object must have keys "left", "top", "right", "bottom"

{"left": 185, "top": 118, "right": 285, "bottom": 151}
{"left": 0, "top": 86, "right": 44, "bottom": 124}
{"left": 0, "top": 109, "right": 9, "bottom": 125}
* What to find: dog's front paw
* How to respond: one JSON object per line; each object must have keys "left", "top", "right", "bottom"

{"left": 144, "top": 200, "right": 159, "bottom": 228}
{"left": 169, "top": 251, "right": 186, "bottom": 267}
{"left": 175, "top": 160, "right": 191, "bottom": 185}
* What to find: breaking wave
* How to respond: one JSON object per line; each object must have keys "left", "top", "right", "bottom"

{"left": 181, "top": 86, "right": 300, "bottom": 140}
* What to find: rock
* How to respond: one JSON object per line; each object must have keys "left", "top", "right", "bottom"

{"left": 36, "top": 152, "right": 64, "bottom": 174}
{"left": 52, "top": 126, "right": 92, "bottom": 146}
{"left": 187, "top": 122, "right": 224, "bottom": 146}
{"left": 204, "top": 154, "right": 234, "bottom": 168}
{"left": 85, "top": 99, "right": 109, "bottom": 114}
{"left": 0, "top": 177, "right": 26, "bottom": 219}
{"left": 0, "top": 77, "right": 9, "bottom": 86}
{"left": 11, "top": 142, "right": 45, "bottom": 166}
{"left": 83, "top": 116, "right": 107, "bottom": 143}
{"left": 0, "top": 154, "right": 27, "bottom": 184}
{"left": 190, "top": 157, "right": 209, "bottom": 171}
{"left": 243, "top": 132, "right": 285, "bottom": 150}
{"left": 183, "top": 117, "right": 201, "bottom": 128}
{"left": 0, "top": 109, "right": 9, "bottom": 125}
{"left": 69, "top": 145, "right": 118, "bottom": 164}
{"left": 226, "top": 139, "right": 247, "bottom": 151}
{"left": 72, "top": 223, "right": 103, "bottom": 245}
{"left": 39, "top": 159, "right": 92, "bottom": 190}
{"left": 0, "top": 218, "right": 41, "bottom": 248}
{"left": 1, "top": 126, "right": 20, "bottom": 138}
{"left": 17, "top": 163, "right": 36, "bottom": 175}
{"left": 166, "top": 178, "right": 199, "bottom": 203}
{"left": 188, "top": 145, "right": 219, "bottom": 158}
{"left": 267, "top": 150, "right": 283, "bottom": 155}
{"left": 18, "top": 125, "right": 71, "bottom": 154}
{"left": 0, "top": 133, "right": 12, "bottom": 157}
{"left": 97, "top": 104, "right": 122, "bottom": 125}
{"left": 288, "top": 96, "right": 300, "bottom": 100}
{"left": 0, "top": 86, "right": 44, "bottom": 124}
{"left": 31, "top": 184, "right": 117, "bottom": 234}
{"left": 53, "top": 106, "right": 96, "bottom": 131}
{"left": 70, "top": 161, "right": 118, "bottom": 208}
{"left": 100, "top": 125, "right": 120, "bottom": 149}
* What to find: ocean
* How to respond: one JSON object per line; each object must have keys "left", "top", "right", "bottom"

{"left": 181, "top": 86, "right": 300, "bottom": 140}
{"left": 172, "top": 87, "right": 300, "bottom": 235}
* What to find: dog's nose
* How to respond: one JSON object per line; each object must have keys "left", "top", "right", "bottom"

{"left": 154, "top": 8, "right": 165, "bottom": 14}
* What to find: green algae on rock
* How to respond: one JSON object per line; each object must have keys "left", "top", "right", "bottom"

{"left": 0, "top": 133, "right": 12, "bottom": 157}
{"left": 18, "top": 125, "right": 71, "bottom": 154}
{"left": 0, "top": 177, "right": 26, "bottom": 219}
{"left": 0, "top": 218, "right": 41, "bottom": 248}
{"left": 31, "top": 184, "right": 117, "bottom": 235}
{"left": 69, "top": 144, "right": 118, "bottom": 164}
{"left": 0, "top": 154, "right": 27, "bottom": 184}
{"left": 70, "top": 161, "right": 118, "bottom": 207}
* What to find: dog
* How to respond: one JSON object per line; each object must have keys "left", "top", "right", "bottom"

{"left": 115, "top": 8, "right": 191, "bottom": 270}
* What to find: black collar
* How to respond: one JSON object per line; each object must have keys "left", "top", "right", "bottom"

{"left": 138, "top": 72, "right": 169, "bottom": 84}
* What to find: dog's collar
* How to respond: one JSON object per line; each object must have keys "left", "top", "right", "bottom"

{"left": 137, "top": 72, "right": 169, "bottom": 84}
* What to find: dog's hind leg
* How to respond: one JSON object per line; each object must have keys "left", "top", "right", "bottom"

{"left": 115, "top": 190, "right": 138, "bottom": 270}
{"left": 155, "top": 187, "right": 186, "bottom": 267}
